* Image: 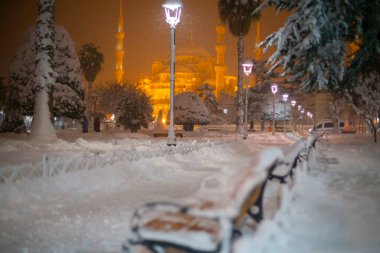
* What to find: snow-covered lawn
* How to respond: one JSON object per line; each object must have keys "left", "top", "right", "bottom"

{"left": 0, "top": 130, "right": 379, "bottom": 253}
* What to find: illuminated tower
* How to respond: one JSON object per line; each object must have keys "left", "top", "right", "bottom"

{"left": 115, "top": 0, "right": 125, "bottom": 84}
{"left": 214, "top": 22, "right": 226, "bottom": 99}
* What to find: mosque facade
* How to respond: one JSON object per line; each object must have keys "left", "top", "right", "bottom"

{"left": 139, "top": 24, "right": 237, "bottom": 121}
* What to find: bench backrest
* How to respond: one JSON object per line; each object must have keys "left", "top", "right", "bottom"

{"left": 187, "top": 147, "right": 284, "bottom": 221}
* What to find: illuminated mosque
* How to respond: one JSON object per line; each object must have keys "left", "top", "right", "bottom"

{"left": 138, "top": 24, "right": 239, "bottom": 120}
{"left": 112, "top": 0, "right": 271, "bottom": 122}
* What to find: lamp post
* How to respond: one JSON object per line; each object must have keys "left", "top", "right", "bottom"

{"left": 282, "top": 93, "right": 288, "bottom": 133}
{"left": 271, "top": 84, "right": 278, "bottom": 135}
{"left": 301, "top": 109, "right": 305, "bottom": 132}
{"left": 307, "top": 111, "right": 311, "bottom": 125}
{"left": 163, "top": 0, "right": 182, "bottom": 146}
{"left": 242, "top": 59, "right": 253, "bottom": 139}
{"left": 297, "top": 105, "right": 302, "bottom": 132}
{"left": 291, "top": 100, "right": 296, "bottom": 131}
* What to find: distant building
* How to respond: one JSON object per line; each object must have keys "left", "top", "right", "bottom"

{"left": 139, "top": 23, "right": 237, "bottom": 120}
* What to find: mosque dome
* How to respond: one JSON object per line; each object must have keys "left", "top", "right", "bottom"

{"left": 176, "top": 45, "right": 211, "bottom": 58}
{"left": 162, "top": 64, "right": 198, "bottom": 73}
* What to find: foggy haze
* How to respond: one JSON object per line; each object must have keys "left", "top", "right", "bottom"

{"left": 0, "top": 0, "right": 287, "bottom": 87}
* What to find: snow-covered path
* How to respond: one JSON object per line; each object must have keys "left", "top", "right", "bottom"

{"left": 0, "top": 131, "right": 295, "bottom": 253}
{"left": 238, "top": 135, "right": 380, "bottom": 253}
{"left": 2, "top": 131, "right": 378, "bottom": 253}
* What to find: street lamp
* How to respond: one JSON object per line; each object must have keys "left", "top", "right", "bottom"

{"left": 163, "top": 0, "right": 182, "bottom": 146}
{"left": 301, "top": 109, "right": 305, "bottom": 132}
{"left": 242, "top": 59, "right": 253, "bottom": 139}
{"left": 307, "top": 111, "right": 310, "bottom": 125}
{"left": 271, "top": 84, "right": 278, "bottom": 135}
{"left": 282, "top": 93, "right": 288, "bottom": 133}
{"left": 290, "top": 100, "right": 296, "bottom": 131}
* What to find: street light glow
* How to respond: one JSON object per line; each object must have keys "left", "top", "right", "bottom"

{"left": 271, "top": 84, "right": 278, "bottom": 94}
{"left": 163, "top": 0, "right": 182, "bottom": 28}
{"left": 291, "top": 100, "right": 296, "bottom": 107}
{"left": 282, "top": 93, "right": 289, "bottom": 102}
{"left": 242, "top": 59, "right": 253, "bottom": 77}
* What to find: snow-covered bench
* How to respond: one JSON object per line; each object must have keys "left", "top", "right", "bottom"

{"left": 153, "top": 132, "right": 184, "bottom": 138}
{"left": 269, "top": 134, "right": 321, "bottom": 184}
{"left": 122, "top": 148, "right": 285, "bottom": 253}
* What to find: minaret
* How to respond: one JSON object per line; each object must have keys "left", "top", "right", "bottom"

{"left": 214, "top": 22, "right": 227, "bottom": 99}
{"left": 115, "top": 0, "right": 125, "bottom": 84}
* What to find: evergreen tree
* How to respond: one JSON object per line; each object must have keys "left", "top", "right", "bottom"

{"left": 260, "top": 0, "right": 380, "bottom": 91}
{"left": 29, "top": 0, "right": 57, "bottom": 141}
{"left": 172, "top": 92, "right": 211, "bottom": 131}
{"left": 117, "top": 82, "right": 153, "bottom": 132}
{"left": 218, "top": 0, "right": 261, "bottom": 133}
{"left": 0, "top": 77, "right": 26, "bottom": 133}
{"left": 9, "top": 25, "right": 85, "bottom": 119}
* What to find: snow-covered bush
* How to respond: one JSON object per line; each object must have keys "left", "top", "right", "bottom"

{"left": 97, "top": 81, "right": 125, "bottom": 117}
{"left": 9, "top": 25, "right": 85, "bottom": 120}
{"left": 172, "top": 92, "right": 210, "bottom": 131}
{"left": 117, "top": 83, "right": 153, "bottom": 132}
{"left": 197, "top": 83, "right": 227, "bottom": 124}
{"left": 345, "top": 71, "right": 380, "bottom": 142}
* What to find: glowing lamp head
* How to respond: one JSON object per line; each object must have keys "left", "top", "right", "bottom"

{"left": 298, "top": 105, "right": 302, "bottom": 111}
{"left": 291, "top": 100, "right": 296, "bottom": 107}
{"left": 282, "top": 93, "right": 289, "bottom": 102}
{"left": 301, "top": 109, "right": 305, "bottom": 114}
{"left": 307, "top": 111, "right": 310, "bottom": 117}
{"left": 163, "top": 0, "right": 183, "bottom": 28}
{"left": 310, "top": 113, "right": 313, "bottom": 118}
{"left": 271, "top": 84, "right": 278, "bottom": 94}
{"left": 242, "top": 59, "right": 254, "bottom": 77}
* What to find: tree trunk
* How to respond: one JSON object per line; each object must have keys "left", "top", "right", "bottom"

{"left": 29, "top": 0, "right": 57, "bottom": 142}
{"left": 236, "top": 32, "right": 244, "bottom": 134}
{"left": 88, "top": 80, "right": 92, "bottom": 122}
{"left": 363, "top": 117, "right": 377, "bottom": 143}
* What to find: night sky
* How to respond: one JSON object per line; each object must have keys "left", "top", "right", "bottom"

{"left": 0, "top": 0, "right": 288, "bottom": 87}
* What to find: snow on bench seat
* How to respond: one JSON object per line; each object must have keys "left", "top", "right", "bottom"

{"left": 122, "top": 148, "right": 284, "bottom": 253}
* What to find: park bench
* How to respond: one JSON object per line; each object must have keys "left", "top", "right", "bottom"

{"left": 207, "top": 128, "right": 222, "bottom": 132}
{"left": 122, "top": 135, "right": 321, "bottom": 253}
{"left": 122, "top": 148, "right": 285, "bottom": 253}
{"left": 153, "top": 132, "right": 183, "bottom": 138}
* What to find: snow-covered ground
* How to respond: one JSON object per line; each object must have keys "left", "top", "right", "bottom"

{"left": 0, "top": 129, "right": 379, "bottom": 253}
